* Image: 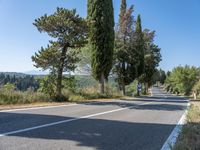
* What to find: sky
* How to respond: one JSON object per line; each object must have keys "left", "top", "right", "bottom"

{"left": 0, "top": 0, "right": 200, "bottom": 72}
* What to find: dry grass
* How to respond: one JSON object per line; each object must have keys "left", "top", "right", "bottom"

{"left": 173, "top": 100, "right": 200, "bottom": 150}
{"left": 0, "top": 102, "right": 72, "bottom": 111}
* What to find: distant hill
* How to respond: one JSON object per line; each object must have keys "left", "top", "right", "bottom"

{"left": 0, "top": 72, "right": 27, "bottom": 77}
{"left": 24, "top": 70, "right": 49, "bottom": 75}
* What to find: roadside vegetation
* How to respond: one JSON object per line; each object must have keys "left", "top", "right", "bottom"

{"left": 164, "top": 65, "right": 200, "bottom": 98}
{"left": 0, "top": 0, "right": 162, "bottom": 105}
{"left": 163, "top": 65, "right": 200, "bottom": 150}
{"left": 173, "top": 101, "right": 200, "bottom": 150}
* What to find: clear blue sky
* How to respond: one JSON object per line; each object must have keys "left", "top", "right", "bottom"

{"left": 0, "top": 0, "right": 199, "bottom": 72}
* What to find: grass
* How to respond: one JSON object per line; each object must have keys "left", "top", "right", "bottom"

{"left": 0, "top": 85, "right": 123, "bottom": 106}
{"left": 173, "top": 100, "right": 200, "bottom": 150}
{"left": 0, "top": 89, "right": 50, "bottom": 105}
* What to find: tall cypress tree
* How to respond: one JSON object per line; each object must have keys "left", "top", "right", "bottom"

{"left": 87, "top": 0, "right": 114, "bottom": 94}
{"left": 114, "top": 0, "right": 137, "bottom": 95}
{"left": 119, "top": 0, "right": 127, "bottom": 26}
{"left": 135, "top": 15, "right": 145, "bottom": 77}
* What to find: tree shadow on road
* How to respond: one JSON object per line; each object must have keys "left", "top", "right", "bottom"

{"left": 0, "top": 98, "right": 189, "bottom": 150}
{"left": 0, "top": 112, "right": 177, "bottom": 150}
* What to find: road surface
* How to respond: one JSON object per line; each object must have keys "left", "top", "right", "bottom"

{"left": 0, "top": 87, "right": 188, "bottom": 150}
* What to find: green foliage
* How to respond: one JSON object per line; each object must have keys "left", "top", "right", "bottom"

{"left": 38, "top": 74, "right": 56, "bottom": 98}
{"left": 193, "top": 80, "right": 200, "bottom": 98}
{"left": 114, "top": 2, "right": 138, "bottom": 95}
{"left": 135, "top": 15, "right": 145, "bottom": 77}
{"left": 0, "top": 88, "right": 50, "bottom": 105}
{"left": 32, "top": 8, "right": 88, "bottom": 98}
{"left": 63, "top": 76, "right": 76, "bottom": 92}
{"left": 165, "top": 65, "right": 200, "bottom": 95}
{"left": 2, "top": 83, "right": 16, "bottom": 91}
{"left": 0, "top": 73, "right": 39, "bottom": 91}
{"left": 88, "top": 0, "right": 115, "bottom": 93}
{"left": 77, "top": 44, "right": 92, "bottom": 74}
{"left": 139, "top": 29, "right": 162, "bottom": 87}
{"left": 159, "top": 69, "right": 166, "bottom": 84}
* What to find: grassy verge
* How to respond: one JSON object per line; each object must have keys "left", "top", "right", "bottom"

{"left": 0, "top": 86, "right": 124, "bottom": 110}
{"left": 173, "top": 100, "right": 200, "bottom": 150}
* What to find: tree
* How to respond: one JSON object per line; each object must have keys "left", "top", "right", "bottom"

{"left": 159, "top": 69, "right": 166, "bottom": 84}
{"left": 87, "top": 0, "right": 115, "bottom": 94}
{"left": 32, "top": 8, "right": 87, "bottom": 100}
{"left": 140, "top": 45, "right": 161, "bottom": 92}
{"left": 138, "top": 29, "right": 162, "bottom": 93}
{"left": 114, "top": 1, "right": 137, "bottom": 95}
{"left": 135, "top": 15, "right": 145, "bottom": 77}
{"left": 165, "top": 66, "right": 200, "bottom": 95}
{"left": 119, "top": 0, "right": 127, "bottom": 26}
{"left": 193, "top": 80, "right": 200, "bottom": 99}
{"left": 76, "top": 44, "right": 92, "bottom": 75}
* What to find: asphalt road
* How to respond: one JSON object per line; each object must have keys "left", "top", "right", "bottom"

{"left": 0, "top": 87, "right": 188, "bottom": 150}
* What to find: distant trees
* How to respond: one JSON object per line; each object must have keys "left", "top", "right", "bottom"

{"left": 87, "top": 0, "right": 115, "bottom": 94}
{"left": 114, "top": 0, "right": 161, "bottom": 95}
{"left": 0, "top": 73, "right": 39, "bottom": 91}
{"left": 32, "top": 8, "right": 88, "bottom": 100}
{"left": 165, "top": 66, "right": 200, "bottom": 95}
{"left": 159, "top": 69, "right": 166, "bottom": 84}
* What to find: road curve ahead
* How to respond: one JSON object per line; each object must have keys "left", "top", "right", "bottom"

{"left": 0, "top": 87, "right": 188, "bottom": 150}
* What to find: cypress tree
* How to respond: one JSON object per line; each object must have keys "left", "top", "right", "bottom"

{"left": 87, "top": 0, "right": 115, "bottom": 94}
{"left": 135, "top": 15, "right": 145, "bottom": 77}
{"left": 114, "top": 0, "right": 137, "bottom": 95}
{"left": 119, "top": 0, "right": 127, "bottom": 26}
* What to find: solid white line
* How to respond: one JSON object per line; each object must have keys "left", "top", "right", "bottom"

{"left": 0, "top": 101, "right": 153, "bottom": 137}
{"left": 160, "top": 103, "right": 190, "bottom": 150}
{"left": 0, "top": 103, "right": 78, "bottom": 113}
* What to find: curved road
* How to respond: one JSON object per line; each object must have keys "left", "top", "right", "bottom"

{"left": 0, "top": 87, "right": 188, "bottom": 150}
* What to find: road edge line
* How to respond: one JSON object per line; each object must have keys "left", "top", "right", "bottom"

{"left": 160, "top": 102, "right": 190, "bottom": 150}
{"left": 0, "top": 103, "right": 78, "bottom": 112}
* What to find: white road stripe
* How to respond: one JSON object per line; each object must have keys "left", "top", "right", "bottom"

{"left": 0, "top": 101, "right": 153, "bottom": 137}
{"left": 0, "top": 103, "right": 78, "bottom": 113}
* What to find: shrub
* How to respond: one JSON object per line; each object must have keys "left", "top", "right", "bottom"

{"left": 0, "top": 88, "right": 50, "bottom": 105}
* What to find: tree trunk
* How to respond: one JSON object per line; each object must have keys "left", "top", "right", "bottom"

{"left": 56, "top": 45, "right": 68, "bottom": 98}
{"left": 193, "top": 91, "right": 197, "bottom": 100}
{"left": 144, "top": 83, "right": 148, "bottom": 95}
{"left": 122, "top": 83, "right": 126, "bottom": 96}
{"left": 122, "top": 61, "right": 126, "bottom": 95}
{"left": 144, "top": 83, "right": 147, "bottom": 95}
{"left": 100, "top": 73, "right": 105, "bottom": 94}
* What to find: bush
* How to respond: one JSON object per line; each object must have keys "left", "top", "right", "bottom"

{"left": 165, "top": 65, "right": 200, "bottom": 95}
{"left": 69, "top": 95, "right": 85, "bottom": 102}
{"left": 0, "top": 88, "right": 50, "bottom": 105}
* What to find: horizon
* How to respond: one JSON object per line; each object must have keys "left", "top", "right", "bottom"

{"left": 0, "top": 0, "right": 200, "bottom": 72}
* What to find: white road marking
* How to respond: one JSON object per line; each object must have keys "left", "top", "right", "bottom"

{"left": 0, "top": 101, "right": 153, "bottom": 137}
{"left": 160, "top": 102, "right": 190, "bottom": 150}
{"left": 0, "top": 103, "right": 78, "bottom": 113}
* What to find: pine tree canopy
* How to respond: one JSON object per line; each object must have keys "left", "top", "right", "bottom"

{"left": 33, "top": 8, "right": 88, "bottom": 48}
{"left": 32, "top": 8, "right": 88, "bottom": 98}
